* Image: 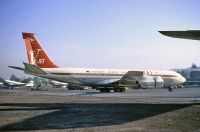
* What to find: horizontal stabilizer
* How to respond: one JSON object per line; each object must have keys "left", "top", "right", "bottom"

{"left": 8, "top": 66, "right": 25, "bottom": 71}
{"left": 159, "top": 30, "right": 200, "bottom": 40}
{"left": 23, "top": 62, "right": 48, "bottom": 74}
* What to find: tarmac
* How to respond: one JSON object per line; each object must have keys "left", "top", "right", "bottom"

{"left": 0, "top": 87, "right": 200, "bottom": 132}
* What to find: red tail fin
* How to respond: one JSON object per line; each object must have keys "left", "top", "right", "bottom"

{"left": 22, "top": 32, "right": 58, "bottom": 68}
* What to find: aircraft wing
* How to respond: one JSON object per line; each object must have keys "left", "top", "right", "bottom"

{"left": 116, "top": 71, "right": 144, "bottom": 86}
{"left": 120, "top": 71, "right": 144, "bottom": 81}
{"left": 95, "top": 79, "right": 121, "bottom": 85}
{"left": 96, "top": 71, "right": 144, "bottom": 86}
{"left": 159, "top": 30, "right": 200, "bottom": 40}
{"left": 94, "top": 71, "right": 143, "bottom": 86}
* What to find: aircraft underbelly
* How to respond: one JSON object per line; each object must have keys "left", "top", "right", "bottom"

{"left": 72, "top": 77, "right": 121, "bottom": 85}
{"left": 163, "top": 77, "right": 177, "bottom": 87}
{"left": 43, "top": 74, "right": 121, "bottom": 86}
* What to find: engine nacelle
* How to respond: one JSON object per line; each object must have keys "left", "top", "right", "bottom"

{"left": 136, "top": 76, "right": 164, "bottom": 88}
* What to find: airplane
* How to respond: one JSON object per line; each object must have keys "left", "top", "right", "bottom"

{"left": 0, "top": 78, "right": 27, "bottom": 89}
{"left": 9, "top": 32, "right": 186, "bottom": 92}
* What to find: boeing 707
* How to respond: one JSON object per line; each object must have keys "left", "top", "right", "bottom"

{"left": 9, "top": 32, "right": 186, "bottom": 92}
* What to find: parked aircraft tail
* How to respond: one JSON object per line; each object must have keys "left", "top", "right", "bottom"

{"left": 22, "top": 32, "right": 58, "bottom": 68}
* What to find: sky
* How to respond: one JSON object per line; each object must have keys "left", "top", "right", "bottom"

{"left": 0, "top": 0, "right": 200, "bottom": 79}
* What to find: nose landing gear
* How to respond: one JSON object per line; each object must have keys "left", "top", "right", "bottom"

{"left": 168, "top": 87, "right": 174, "bottom": 92}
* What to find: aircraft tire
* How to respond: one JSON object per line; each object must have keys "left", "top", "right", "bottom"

{"left": 168, "top": 87, "right": 174, "bottom": 92}
{"left": 114, "top": 88, "right": 125, "bottom": 92}
{"left": 105, "top": 89, "right": 111, "bottom": 93}
{"left": 114, "top": 88, "right": 119, "bottom": 92}
{"left": 119, "top": 88, "right": 125, "bottom": 92}
{"left": 100, "top": 89, "right": 106, "bottom": 93}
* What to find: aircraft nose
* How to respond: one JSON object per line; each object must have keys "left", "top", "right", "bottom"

{"left": 181, "top": 77, "right": 186, "bottom": 83}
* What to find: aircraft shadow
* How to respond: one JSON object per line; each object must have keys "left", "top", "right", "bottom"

{"left": 0, "top": 103, "right": 192, "bottom": 131}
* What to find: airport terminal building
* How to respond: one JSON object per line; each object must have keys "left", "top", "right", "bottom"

{"left": 174, "top": 64, "right": 200, "bottom": 86}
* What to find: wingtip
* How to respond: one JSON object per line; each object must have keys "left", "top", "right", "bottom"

{"left": 158, "top": 31, "right": 168, "bottom": 35}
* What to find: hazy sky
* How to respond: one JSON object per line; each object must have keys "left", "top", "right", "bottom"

{"left": 0, "top": 0, "right": 200, "bottom": 79}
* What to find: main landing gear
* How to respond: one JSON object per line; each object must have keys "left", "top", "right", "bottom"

{"left": 168, "top": 87, "right": 174, "bottom": 92}
{"left": 114, "top": 88, "right": 126, "bottom": 92}
{"left": 99, "top": 88, "right": 111, "bottom": 93}
{"left": 98, "top": 87, "right": 126, "bottom": 93}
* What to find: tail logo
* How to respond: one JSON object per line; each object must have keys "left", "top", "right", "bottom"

{"left": 28, "top": 48, "right": 45, "bottom": 65}
{"left": 37, "top": 59, "right": 45, "bottom": 64}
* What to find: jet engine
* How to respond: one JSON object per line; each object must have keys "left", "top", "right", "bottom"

{"left": 136, "top": 76, "right": 164, "bottom": 88}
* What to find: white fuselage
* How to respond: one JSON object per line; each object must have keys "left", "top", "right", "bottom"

{"left": 33, "top": 67, "right": 185, "bottom": 88}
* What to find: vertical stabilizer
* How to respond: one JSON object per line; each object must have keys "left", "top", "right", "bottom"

{"left": 22, "top": 32, "right": 58, "bottom": 68}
